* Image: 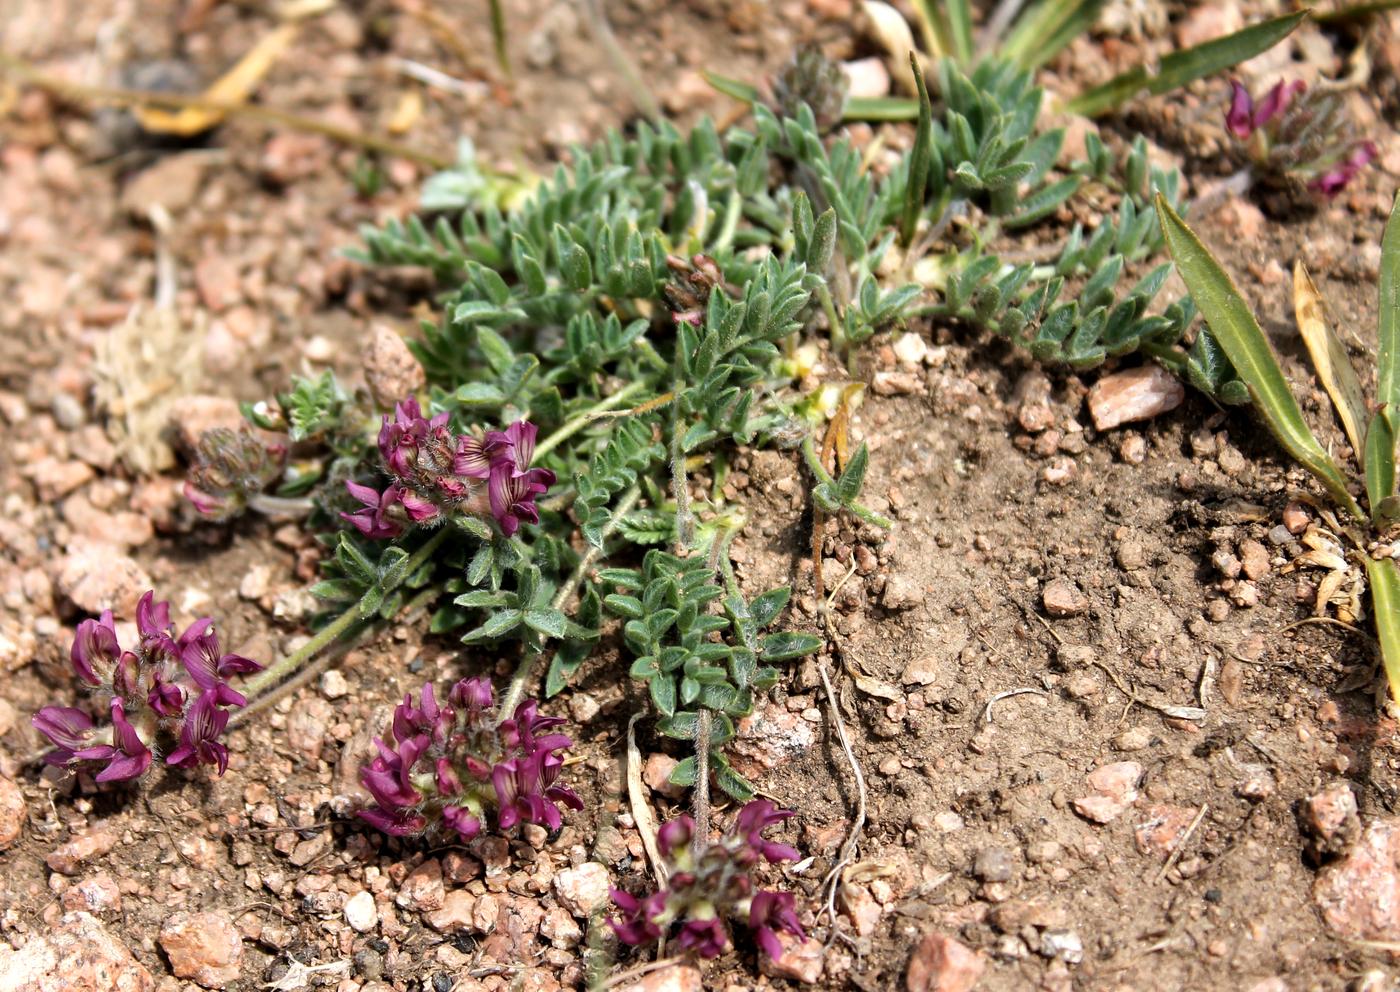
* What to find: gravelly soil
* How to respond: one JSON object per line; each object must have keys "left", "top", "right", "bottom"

{"left": 3, "top": 1, "right": 1400, "bottom": 990}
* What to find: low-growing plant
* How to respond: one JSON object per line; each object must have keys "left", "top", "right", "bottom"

{"left": 160, "top": 105, "right": 917, "bottom": 835}
{"left": 32, "top": 591, "right": 261, "bottom": 781}
{"left": 609, "top": 800, "right": 805, "bottom": 961}
{"left": 708, "top": 46, "right": 1250, "bottom": 397}
{"left": 1156, "top": 191, "right": 1400, "bottom": 708}
{"left": 356, "top": 676, "right": 582, "bottom": 839}
{"left": 1224, "top": 77, "right": 1377, "bottom": 199}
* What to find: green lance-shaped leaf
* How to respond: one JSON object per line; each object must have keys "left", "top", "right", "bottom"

{"left": 1155, "top": 194, "right": 1362, "bottom": 520}
{"left": 1364, "top": 555, "right": 1400, "bottom": 710}
{"left": 900, "top": 54, "right": 933, "bottom": 247}
{"left": 702, "top": 70, "right": 760, "bottom": 104}
{"left": 1365, "top": 408, "right": 1397, "bottom": 522}
{"left": 1064, "top": 10, "right": 1307, "bottom": 118}
{"left": 1379, "top": 193, "right": 1400, "bottom": 418}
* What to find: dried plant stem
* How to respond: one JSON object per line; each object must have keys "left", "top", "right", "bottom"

{"left": 627, "top": 713, "right": 669, "bottom": 887}
{"left": 0, "top": 53, "right": 452, "bottom": 169}
{"left": 497, "top": 484, "right": 643, "bottom": 722}
{"left": 815, "top": 651, "right": 866, "bottom": 944}
{"left": 247, "top": 493, "right": 315, "bottom": 518}
{"left": 488, "top": 0, "right": 512, "bottom": 78}
{"left": 237, "top": 528, "right": 450, "bottom": 706}
{"left": 599, "top": 956, "right": 685, "bottom": 989}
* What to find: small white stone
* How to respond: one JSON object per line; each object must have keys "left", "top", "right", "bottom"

{"left": 1086, "top": 365, "right": 1185, "bottom": 431}
{"left": 344, "top": 890, "right": 377, "bottom": 933}
{"left": 893, "top": 332, "right": 929, "bottom": 367}
{"left": 553, "top": 862, "right": 611, "bottom": 917}
{"left": 320, "top": 669, "right": 349, "bottom": 700}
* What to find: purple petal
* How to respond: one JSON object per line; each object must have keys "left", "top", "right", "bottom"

{"left": 1225, "top": 80, "right": 1253, "bottom": 138}
{"left": 357, "top": 807, "right": 427, "bottom": 837}
{"left": 657, "top": 815, "right": 694, "bottom": 858}
{"left": 136, "top": 591, "right": 172, "bottom": 642}
{"left": 32, "top": 706, "right": 95, "bottom": 754}
{"left": 442, "top": 805, "right": 481, "bottom": 840}
{"left": 70, "top": 613, "right": 120, "bottom": 686}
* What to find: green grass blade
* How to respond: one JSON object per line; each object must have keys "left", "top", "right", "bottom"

{"left": 1003, "top": 0, "right": 1106, "bottom": 70}
{"left": 900, "top": 56, "right": 933, "bottom": 246}
{"left": 946, "top": 0, "right": 976, "bottom": 64}
{"left": 843, "top": 96, "right": 920, "bottom": 121}
{"left": 703, "top": 70, "right": 760, "bottom": 104}
{"left": 910, "top": 0, "right": 950, "bottom": 59}
{"left": 1365, "top": 408, "right": 1396, "bottom": 520}
{"left": 1155, "top": 194, "right": 1362, "bottom": 519}
{"left": 1364, "top": 555, "right": 1400, "bottom": 709}
{"left": 1378, "top": 192, "right": 1400, "bottom": 414}
{"left": 489, "top": 0, "right": 511, "bottom": 78}
{"left": 1312, "top": 1, "right": 1400, "bottom": 24}
{"left": 1064, "top": 10, "right": 1306, "bottom": 117}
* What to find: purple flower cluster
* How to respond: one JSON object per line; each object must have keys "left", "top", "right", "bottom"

{"left": 357, "top": 677, "right": 582, "bottom": 840}
{"left": 1226, "top": 78, "right": 1377, "bottom": 198}
{"left": 342, "top": 399, "right": 554, "bottom": 540}
{"left": 32, "top": 592, "right": 261, "bottom": 783}
{"left": 184, "top": 428, "right": 287, "bottom": 521}
{"left": 609, "top": 800, "right": 806, "bottom": 960}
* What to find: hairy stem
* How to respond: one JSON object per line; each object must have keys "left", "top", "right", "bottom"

{"left": 692, "top": 709, "right": 712, "bottom": 853}
{"left": 248, "top": 493, "right": 315, "bottom": 518}
{"left": 534, "top": 381, "right": 648, "bottom": 461}
{"left": 496, "top": 484, "right": 643, "bottom": 722}
{"left": 238, "top": 528, "right": 451, "bottom": 703}
{"left": 669, "top": 370, "right": 694, "bottom": 552}
{"left": 231, "top": 584, "right": 439, "bottom": 728}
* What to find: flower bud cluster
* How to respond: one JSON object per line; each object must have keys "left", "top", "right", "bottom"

{"left": 343, "top": 399, "right": 554, "bottom": 539}
{"left": 1226, "top": 78, "right": 1376, "bottom": 198}
{"left": 609, "top": 800, "right": 806, "bottom": 959}
{"left": 32, "top": 592, "right": 261, "bottom": 782}
{"left": 184, "top": 428, "right": 287, "bottom": 521}
{"left": 357, "top": 677, "right": 582, "bottom": 840}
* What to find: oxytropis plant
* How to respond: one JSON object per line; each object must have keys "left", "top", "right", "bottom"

{"left": 357, "top": 676, "right": 581, "bottom": 839}
{"left": 1225, "top": 77, "right": 1376, "bottom": 198}
{"left": 342, "top": 400, "right": 554, "bottom": 540}
{"left": 610, "top": 801, "right": 805, "bottom": 960}
{"left": 32, "top": 592, "right": 260, "bottom": 781}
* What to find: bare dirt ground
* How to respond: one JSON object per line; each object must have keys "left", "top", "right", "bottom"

{"left": 3, "top": 1, "right": 1400, "bottom": 990}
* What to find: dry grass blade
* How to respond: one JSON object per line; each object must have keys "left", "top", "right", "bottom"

{"left": 1293, "top": 261, "right": 1368, "bottom": 460}
{"left": 135, "top": 23, "right": 300, "bottom": 136}
{"left": 626, "top": 714, "right": 668, "bottom": 888}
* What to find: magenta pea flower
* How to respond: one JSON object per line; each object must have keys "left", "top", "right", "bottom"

{"left": 608, "top": 800, "right": 806, "bottom": 961}
{"left": 488, "top": 463, "right": 551, "bottom": 537}
{"left": 31, "top": 591, "right": 260, "bottom": 785}
{"left": 31, "top": 706, "right": 97, "bottom": 765}
{"left": 749, "top": 890, "right": 805, "bottom": 959}
{"left": 347, "top": 402, "right": 555, "bottom": 540}
{"left": 356, "top": 678, "right": 581, "bottom": 843}
{"left": 165, "top": 691, "right": 231, "bottom": 775}
{"left": 81, "top": 699, "right": 154, "bottom": 783}
{"left": 341, "top": 480, "right": 406, "bottom": 539}
{"left": 1224, "top": 77, "right": 1376, "bottom": 199}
